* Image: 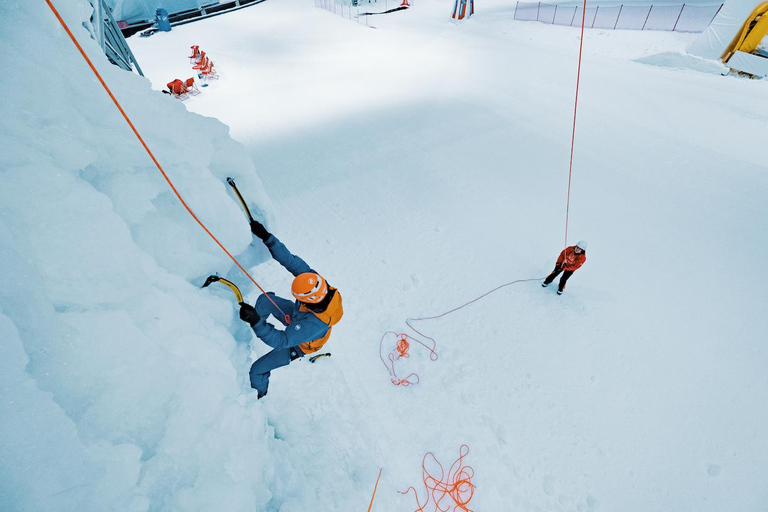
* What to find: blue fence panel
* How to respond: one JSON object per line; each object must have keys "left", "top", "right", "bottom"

{"left": 592, "top": 5, "right": 622, "bottom": 29}
{"left": 512, "top": 2, "right": 721, "bottom": 33}
{"left": 515, "top": 1, "right": 540, "bottom": 21}
{"left": 539, "top": 3, "right": 557, "bottom": 23}
{"left": 644, "top": 4, "right": 682, "bottom": 30}
{"left": 674, "top": 4, "right": 722, "bottom": 32}
{"left": 571, "top": 5, "right": 599, "bottom": 27}
{"left": 614, "top": 5, "right": 651, "bottom": 29}
{"left": 553, "top": 5, "right": 577, "bottom": 25}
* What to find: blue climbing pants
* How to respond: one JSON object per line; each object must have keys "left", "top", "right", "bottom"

{"left": 249, "top": 345, "right": 303, "bottom": 398}
{"left": 249, "top": 293, "right": 304, "bottom": 397}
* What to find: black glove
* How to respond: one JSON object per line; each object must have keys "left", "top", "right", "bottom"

{"left": 239, "top": 303, "right": 261, "bottom": 326}
{"left": 250, "top": 220, "right": 270, "bottom": 241}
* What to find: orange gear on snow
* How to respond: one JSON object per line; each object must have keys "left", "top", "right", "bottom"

{"left": 291, "top": 272, "right": 328, "bottom": 303}
{"left": 556, "top": 246, "right": 587, "bottom": 271}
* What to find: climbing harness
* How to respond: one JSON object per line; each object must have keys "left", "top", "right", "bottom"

{"left": 44, "top": 0, "right": 293, "bottom": 324}
{"left": 380, "top": 277, "right": 543, "bottom": 386}
{"left": 399, "top": 445, "right": 475, "bottom": 512}
{"left": 201, "top": 275, "right": 245, "bottom": 304}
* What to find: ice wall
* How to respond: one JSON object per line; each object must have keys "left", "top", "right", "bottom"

{"left": 0, "top": 2, "right": 280, "bottom": 511}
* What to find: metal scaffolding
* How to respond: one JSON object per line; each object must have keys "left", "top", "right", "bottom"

{"left": 89, "top": 0, "right": 143, "bottom": 76}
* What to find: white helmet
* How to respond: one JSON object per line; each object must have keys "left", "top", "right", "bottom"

{"left": 576, "top": 240, "right": 588, "bottom": 250}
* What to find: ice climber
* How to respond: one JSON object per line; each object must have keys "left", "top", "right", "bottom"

{"left": 541, "top": 240, "right": 587, "bottom": 295}
{"left": 238, "top": 220, "right": 343, "bottom": 398}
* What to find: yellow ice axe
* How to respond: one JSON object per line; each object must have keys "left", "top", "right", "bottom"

{"left": 227, "top": 177, "right": 254, "bottom": 222}
{"left": 202, "top": 275, "right": 245, "bottom": 305}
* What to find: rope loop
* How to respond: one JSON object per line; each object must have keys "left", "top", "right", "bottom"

{"left": 380, "top": 277, "right": 543, "bottom": 386}
{"left": 380, "top": 331, "right": 436, "bottom": 386}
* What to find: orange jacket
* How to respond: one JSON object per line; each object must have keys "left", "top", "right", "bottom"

{"left": 298, "top": 287, "right": 344, "bottom": 354}
{"left": 556, "top": 246, "right": 586, "bottom": 271}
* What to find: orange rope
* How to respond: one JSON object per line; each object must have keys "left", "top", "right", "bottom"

{"left": 380, "top": 277, "right": 542, "bottom": 386}
{"left": 565, "top": 0, "right": 589, "bottom": 250}
{"left": 396, "top": 335, "right": 411, "bottom": 359}
{"left": 367, "top": 468, "right": 383, "bottom": 512}
{"left": 45, "top": 0, "right": 290, "bottom": 324}
{"left": 399, "top": 445, "right": 475, "bottom": 512}
{"left": 379, "top": 331, "right": 437, "bottom": 387}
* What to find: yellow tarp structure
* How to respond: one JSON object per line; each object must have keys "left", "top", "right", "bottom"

{"left": 722, "top": 2, "right": 768, "bottom": 61}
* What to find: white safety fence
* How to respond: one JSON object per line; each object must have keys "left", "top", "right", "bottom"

{"left": 513, "top": 2, "right": 722, "bottom": 32}
{"left": 315, "top": 0, "right": 412, "bottom": 26}
{"left": 314, "top": 0, "right": 372, "bottom": 26}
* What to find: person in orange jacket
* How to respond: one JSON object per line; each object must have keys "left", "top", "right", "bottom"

{"left": 542, "top": 240, "right": 587, "bottom": 295}
{"left": 239, "top": 220, "right": 343, "bottom": 399}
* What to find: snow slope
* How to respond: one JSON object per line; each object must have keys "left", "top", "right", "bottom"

{"left": 3, "top": 0, "right": 768, "bottom": 511}
{"left": 130, "top": 0, "right": 768, "bottom": 510}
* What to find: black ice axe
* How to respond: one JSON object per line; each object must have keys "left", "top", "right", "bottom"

{"left": 227, "top": 177, "right": 255, "bottom": 223}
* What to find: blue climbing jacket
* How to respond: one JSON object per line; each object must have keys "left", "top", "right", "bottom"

{"left": 251, "top": 234, "right": 340, "bottom": 353}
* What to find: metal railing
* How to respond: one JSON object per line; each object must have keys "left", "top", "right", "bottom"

{"left": 315, "top": 0, "right": 411, "bottom": 26}
{"left": 89, "top": 0, "right": 143, "bottom": 75}
{"left": 117, "top": 0, "right": 268, "bottom": 37}
{"left": 513, "top": 2, "right": 722, "bottom": 32}
{"left": 314, "top": 0, "right": 373, "bottom": 27}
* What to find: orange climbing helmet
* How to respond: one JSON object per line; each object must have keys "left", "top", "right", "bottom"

{"left": 292, "top": 272, "right": 328, "bottom": 303}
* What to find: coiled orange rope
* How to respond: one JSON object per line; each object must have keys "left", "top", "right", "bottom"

{"left": 396, "top": 335, "right": 411, "bottom": 359}
{"left": 400, "top": 445, "right": 475, "bottom": 512}
{"left": 45, "top": 0, "right": 291, "bottom": 324}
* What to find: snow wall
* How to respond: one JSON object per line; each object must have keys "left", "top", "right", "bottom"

{"left": 0, "top": 2, "right": 294, "bottom": 511}
{"left": 688, "top": 0, "right": 762, "bottom": 58}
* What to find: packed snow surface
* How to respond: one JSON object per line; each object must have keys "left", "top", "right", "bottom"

{"left": 2, "top": 0, "right": 768, "bottom": 511}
